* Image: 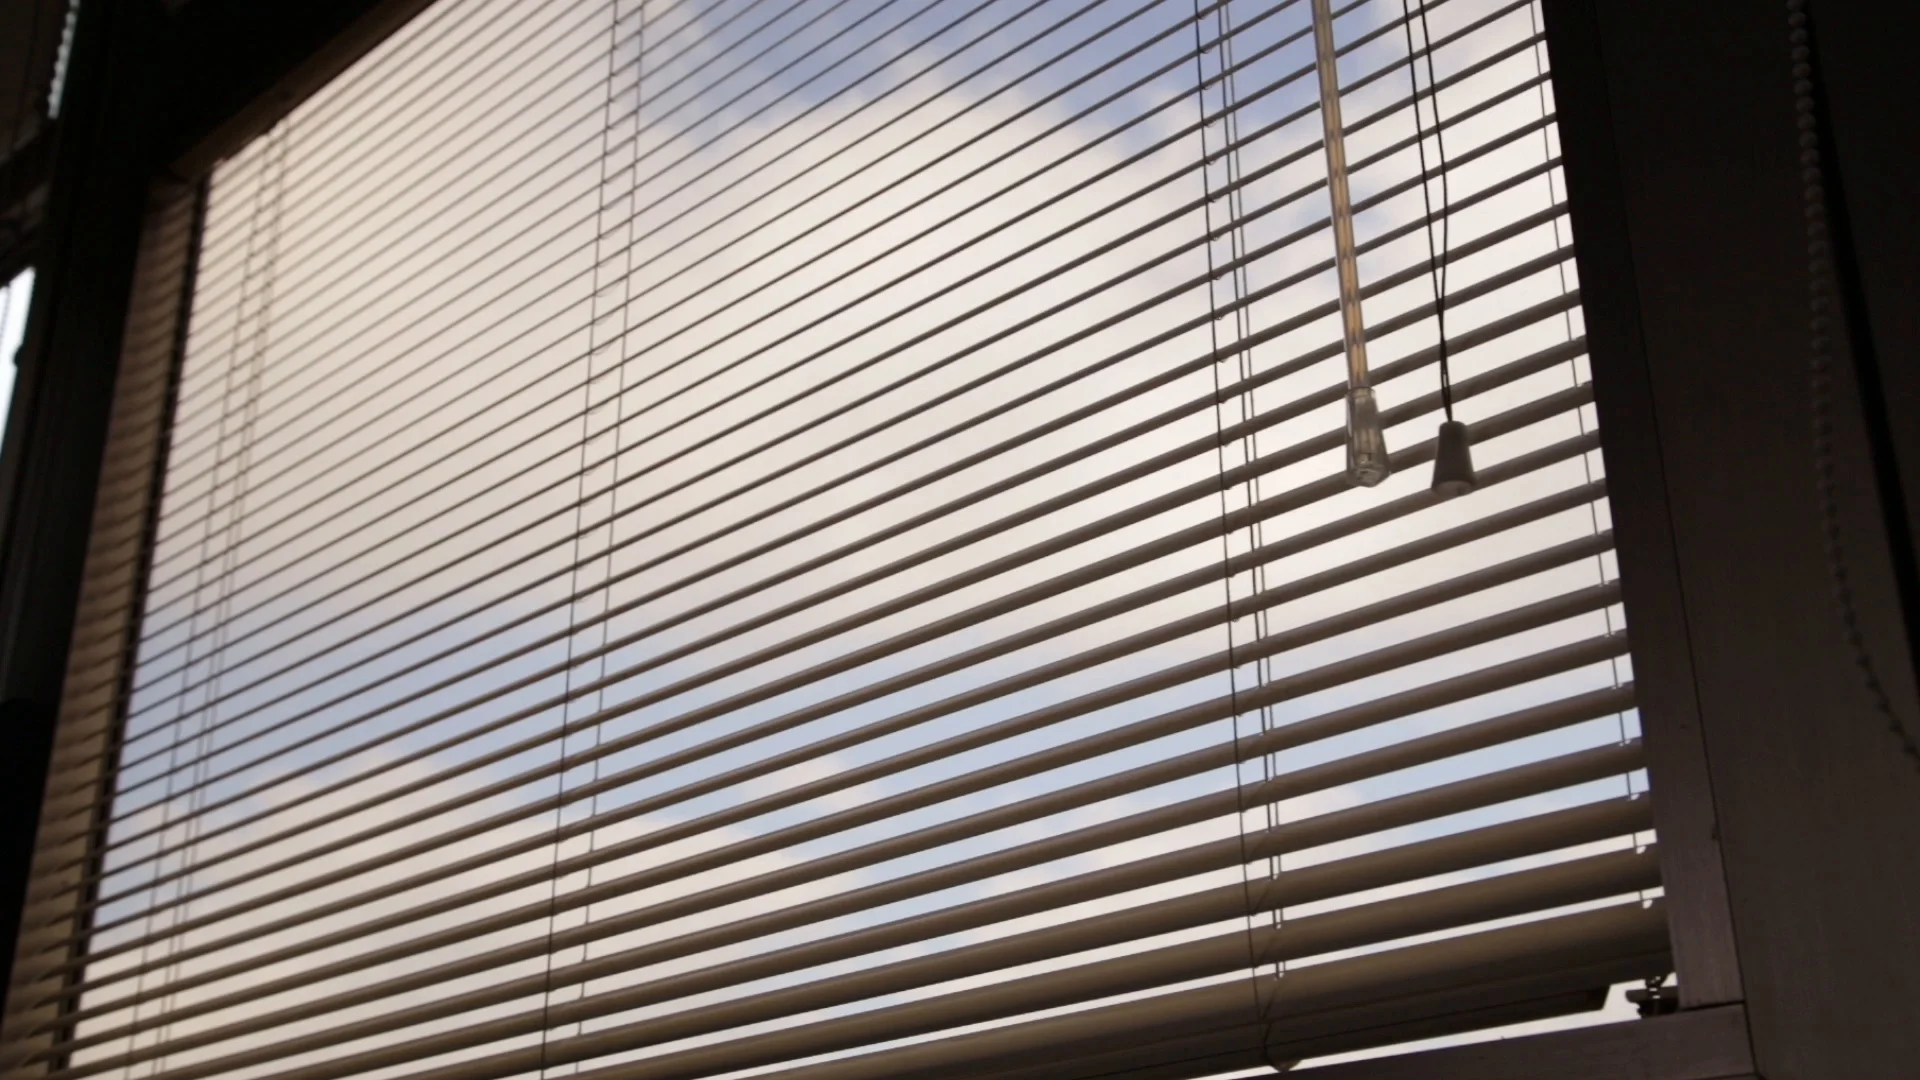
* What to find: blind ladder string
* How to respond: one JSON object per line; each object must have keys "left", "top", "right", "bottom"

{"left": 538, "top": 4, "right": 644, "bottom": 1071}
{"left": 1518, "top": 1, "right": 1640, "bottom": 897}
{"left": 562, "top": 2, "right": 645, "bottom": 1069}
{"left": 1188, "top": 0, "right": 1292, "bottom": 1069}
{"left": 174, "top": 117, "right": 290, "bottom": 1072}
{"left": 114, "top": 121, "right": 286, "bottom": 1080}
{"left": 1219, "top": 0, "right": 1291, "bottom": 1026}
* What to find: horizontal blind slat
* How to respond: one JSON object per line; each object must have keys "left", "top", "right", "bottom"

{"left": 48, "top": 229, "right": 1588, "bottom": 924}
{"left": 473, "top": 875, "right": 1667, "bottom": 1080}
{"left": 111, "top": 3, "right": 1538, "bottom": 745}
{"left": 49, "top": 792, "right": 1653, "bottom": 1079}
{"left": 41, "top": 624, "right": 1633, "bottom": 1045}
{"left": 753, "top": 902, "right": 1669, "bottom": 1080}
{"left": 42, "top": 385, "right": 1605, "bottom": 999}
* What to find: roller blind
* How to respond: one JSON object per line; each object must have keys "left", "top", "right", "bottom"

{"left": 4, "top": 0, "right": 1665, "bottom": 1078}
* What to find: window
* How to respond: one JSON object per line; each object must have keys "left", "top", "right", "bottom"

{"left": 8, "top": 1, "right": 1660, "bottom": 1078}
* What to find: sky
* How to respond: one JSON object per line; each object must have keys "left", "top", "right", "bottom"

{"left": 24, "top": 1, "right": 1661, "bottom": 1079}
{"left": 0, "top": 268, "right": 32, "bottom": 445}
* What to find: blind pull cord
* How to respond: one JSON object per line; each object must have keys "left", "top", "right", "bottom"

{"left": 1308, "top": 0, "right": 1387, "bottom": 488}
{"left": 1402, "top": 0, "right": 1475, "bottom": 496}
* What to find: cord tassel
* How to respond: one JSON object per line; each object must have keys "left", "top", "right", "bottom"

{"left": 1346, "top": 387, "right": 1390, "bottom": 487}
{"left": 1432, "top": 419, "right": 1477, "bottom": 497}
{"left": 1398, "top": 0, "right": 1465, "bottom": 497}
{"left": 1311, "top": 0, "right": 1389, "bottom": 488}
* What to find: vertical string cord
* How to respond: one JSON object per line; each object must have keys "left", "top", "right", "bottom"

{"left": 557, "top": 2, "right": 648, "bottom": 1072}
{"left": 539, "top": 7, "right": 634, "bottom": 1072}
{"left": 1521, "top": 3, "right": 1638, "bottom": 856}
{"left": 119, "top": 127, "right": 284, "bottom": 1080}
{"left": 1217, "top": 0, "right": 1286, "bottom": 1001}
{"left": 45, "top": 0, "right": 77, "bottom": 118}
{"left": 1186, "top": 0, "right": 1268, "bottom": 1049}
{"left": 1398, "top": 0, "right": 1452, "bottom": 420}
{"left": 158, "top": 124, "right": 287, "bottom": 1069}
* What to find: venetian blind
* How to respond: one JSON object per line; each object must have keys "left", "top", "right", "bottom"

{"left": 4, "top": 0, "right": 1665, "bottom": 1077}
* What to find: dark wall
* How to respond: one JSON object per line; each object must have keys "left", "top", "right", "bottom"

{"left": 0, "top": 0, "right": 169, "bottom": 1025}
{"left": 1547, "top": 1, "right": 1920, "bottom": 1077}
{"left": 0, "top": 0, "right": 67, "bottom": 156}
{"left": 0, "top": 0, "right": 68, "bottom": 285}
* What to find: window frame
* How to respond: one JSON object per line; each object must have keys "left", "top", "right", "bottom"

{"left": 5, "top": 0, "right": 1914, "bottom": 1076}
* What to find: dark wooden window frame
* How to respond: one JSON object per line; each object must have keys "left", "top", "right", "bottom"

{"left": 2, "top": 1, "right": 1912, "bottom": 1076}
